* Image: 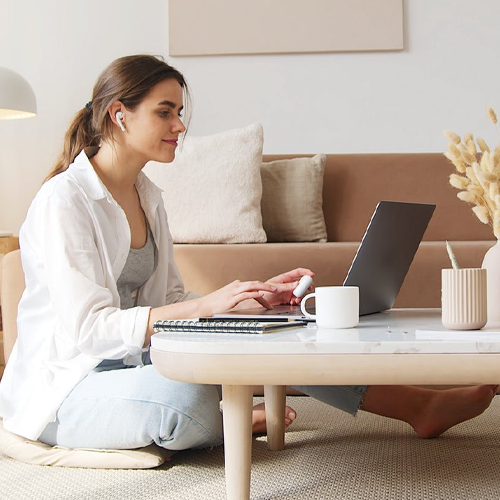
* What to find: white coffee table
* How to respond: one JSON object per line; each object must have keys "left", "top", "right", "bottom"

{"left": 150, "top": 309, "right": 500, "bottom": 500}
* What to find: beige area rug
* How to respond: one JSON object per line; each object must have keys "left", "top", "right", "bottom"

{"left": 2, "top": 395, "right": 500, "bottom": 500}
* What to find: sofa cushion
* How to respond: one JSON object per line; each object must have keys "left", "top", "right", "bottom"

{"left": 144, "top": 123, "right": 267, "bottom": 243}
{"left": 261, "top": 154, "right": 327, "bottom": 242}
{"left": 0, "top": 419, "right": 173, "bottom": 469}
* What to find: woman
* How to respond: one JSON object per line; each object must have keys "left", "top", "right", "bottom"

{"left": 0, "top": 55, "right": 495, "bottom": 451}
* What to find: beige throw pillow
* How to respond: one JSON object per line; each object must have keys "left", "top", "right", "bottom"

{"left": 144, "top": 123, "right": 267, "bottom": 243}
{"left": 261, "top": 154, "right": 328, "bottom": 242}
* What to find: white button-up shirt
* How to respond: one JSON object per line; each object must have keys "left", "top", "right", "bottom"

{"left": 0, "top": 149, "right": 196, "bottom": 440}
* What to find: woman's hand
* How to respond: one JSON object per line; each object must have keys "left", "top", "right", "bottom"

{"left": 262, "top": 268, "right": 315, "bottom": 306}
{"left": 146, "top": 272, "right": 314, "bottom": 344}
{"left": 195, "top": 280, "right": 279, "bottom": 317}
{"left": 147, "top": 280, "right": 279, "bottom": 343}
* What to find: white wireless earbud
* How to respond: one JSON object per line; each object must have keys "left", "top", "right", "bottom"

{"left": 293, "top": 275, "right": 313, "bottom": 298}
{"left": 115, "top": 111, "right": 126, "bottom": 132}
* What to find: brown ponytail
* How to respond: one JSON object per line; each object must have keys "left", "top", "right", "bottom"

{"left": 45, "top": 55, "right": 189, "bottom": 182}
{"left": 46, "top": 107, "right": 99, "bottom": 181}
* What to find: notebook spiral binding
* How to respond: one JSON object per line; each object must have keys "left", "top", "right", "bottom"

{"left": 153, "top": 319, "right": 264, "bottom": 334}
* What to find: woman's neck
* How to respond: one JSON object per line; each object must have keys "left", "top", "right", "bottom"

{"left": 90, "top": 142, "right": 144, "bottom": 195}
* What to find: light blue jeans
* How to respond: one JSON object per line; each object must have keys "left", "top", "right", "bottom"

{"left": 39, "top": 358, "right": 367, "bottom": 451}
{"left": 39, "top": 360, "right": 224, "bottom": 451}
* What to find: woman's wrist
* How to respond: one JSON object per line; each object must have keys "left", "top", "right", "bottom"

{"left": 147, "top": 299, "right": 205, "bottom": 335}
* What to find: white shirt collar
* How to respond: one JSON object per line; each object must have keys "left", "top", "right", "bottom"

{"left": 67, "top": 148, "right": 163, "bottom": 212}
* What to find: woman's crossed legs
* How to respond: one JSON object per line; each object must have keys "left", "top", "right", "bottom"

{"left": 39, "top": 363, "right": 497, "bottom": 450}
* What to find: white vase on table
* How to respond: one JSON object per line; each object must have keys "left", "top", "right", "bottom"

{"left": 481, "top": 239, "right": 500, "bottom": 323}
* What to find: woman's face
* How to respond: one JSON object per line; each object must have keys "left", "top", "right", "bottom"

{"left": 121, "top": 78, "right": 186, "bottom": 164}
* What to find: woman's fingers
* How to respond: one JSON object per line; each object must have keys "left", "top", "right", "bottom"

{"left": 279, "top": 282, "right": 300, "bottom": 291}
{"left": 288, "top": 268, "right": 314, "bottom": 279}
{"left": 230, "top": 280, "right": 278, "bottom": 295}
{"left": 224, "top": 281, "right": 277, "bottom": 309}
{"left": 235, "top": 282, "right": 275, "bottom": 309}
{"left": 232, "top": 291, "right": 273, "bottom": 310}
{"left": 268, "top": 268, "right": 315, "bottom": 284}
{"left": 254, "top": 294, "right": 273, "bottom": 310}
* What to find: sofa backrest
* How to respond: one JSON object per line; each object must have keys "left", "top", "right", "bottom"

{"left": 262, "top": 153, "right": 495, "bottom": 242}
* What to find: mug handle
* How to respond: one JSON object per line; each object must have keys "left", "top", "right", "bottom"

{"left": 300, "top": 292, "right": 316, "bottom": 319}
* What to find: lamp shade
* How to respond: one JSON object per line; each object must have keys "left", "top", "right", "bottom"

{"left": 0, "top": 67, "right": 37, "bottom": 119}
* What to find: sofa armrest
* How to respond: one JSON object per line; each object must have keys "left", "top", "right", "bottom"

{"left": 1, "top": 250, "right": 24, "bottom": 364}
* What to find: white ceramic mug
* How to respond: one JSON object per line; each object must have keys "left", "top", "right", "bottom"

{"left": 300, "top": 286, "right": 359, "bottom": 328}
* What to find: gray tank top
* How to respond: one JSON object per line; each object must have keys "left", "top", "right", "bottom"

{"left": 96, "top": 221, "right": 157, "bottom": 371}
{"left": 116, "top": 220, "right": 158, "bottom": 310}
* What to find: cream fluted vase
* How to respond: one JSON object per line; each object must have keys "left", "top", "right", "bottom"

{"left": 481, "top": 239, "right": 500, "bottom": 323}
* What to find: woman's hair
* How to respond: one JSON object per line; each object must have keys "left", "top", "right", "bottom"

{"left": 46, "top": 54, "right": 189, "bottom": 181}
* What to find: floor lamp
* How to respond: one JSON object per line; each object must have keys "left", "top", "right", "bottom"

{"left": 0, "top": 67, "right": 37, "bottom": 237}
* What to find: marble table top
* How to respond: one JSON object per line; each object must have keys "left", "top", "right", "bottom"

{"left": 151, "top": 309, "right": 500, "bottom": 355}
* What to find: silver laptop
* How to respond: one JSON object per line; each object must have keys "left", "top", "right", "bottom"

{"left": 213, "top": 201, "right": 436, "bottom": 321}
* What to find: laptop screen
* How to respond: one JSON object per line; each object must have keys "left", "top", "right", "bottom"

{"left": 344, "top": 201, "right": 435, "bottom": 315}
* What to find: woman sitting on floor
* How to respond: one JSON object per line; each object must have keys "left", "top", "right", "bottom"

{"left": 0, "top": 55, "right": 495, "bottom": 451}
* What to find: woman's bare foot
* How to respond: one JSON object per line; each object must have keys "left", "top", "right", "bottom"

{"left": 251, "top": 402, "right": 297, "bottom": 434}
{"left": 361, "top": 384, "right": 497, "bottom": 439}
{"left": 411, "top": 385, "right": 497, "bottom": 438}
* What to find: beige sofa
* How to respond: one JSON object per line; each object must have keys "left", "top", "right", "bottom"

{"left": 173, "top": 153, "right": 496, "bottom": 308}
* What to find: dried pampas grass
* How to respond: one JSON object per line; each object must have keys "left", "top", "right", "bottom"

{"left": 444, "top": 107, "right": 500, "bottom": 239}
{"left": 487, "top": 107, "right": 498, "bottom": 124}
{"left": 477, "top": 137, "right": 490, "bottom": 152}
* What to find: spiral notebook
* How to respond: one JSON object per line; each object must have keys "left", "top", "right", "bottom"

{"left": 153, "top": 319, "right": 307, "bottom": 335}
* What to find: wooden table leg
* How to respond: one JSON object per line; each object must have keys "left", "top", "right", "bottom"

{"left": 263, "top": 385, "right": 286, "bottom": 451}
{"left": 222, "top": 384, "right": 253, "bottom": 500}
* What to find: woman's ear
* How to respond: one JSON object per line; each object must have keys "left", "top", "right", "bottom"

{"left": 108, "top": 101, "right": 124, "bottom": 129}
